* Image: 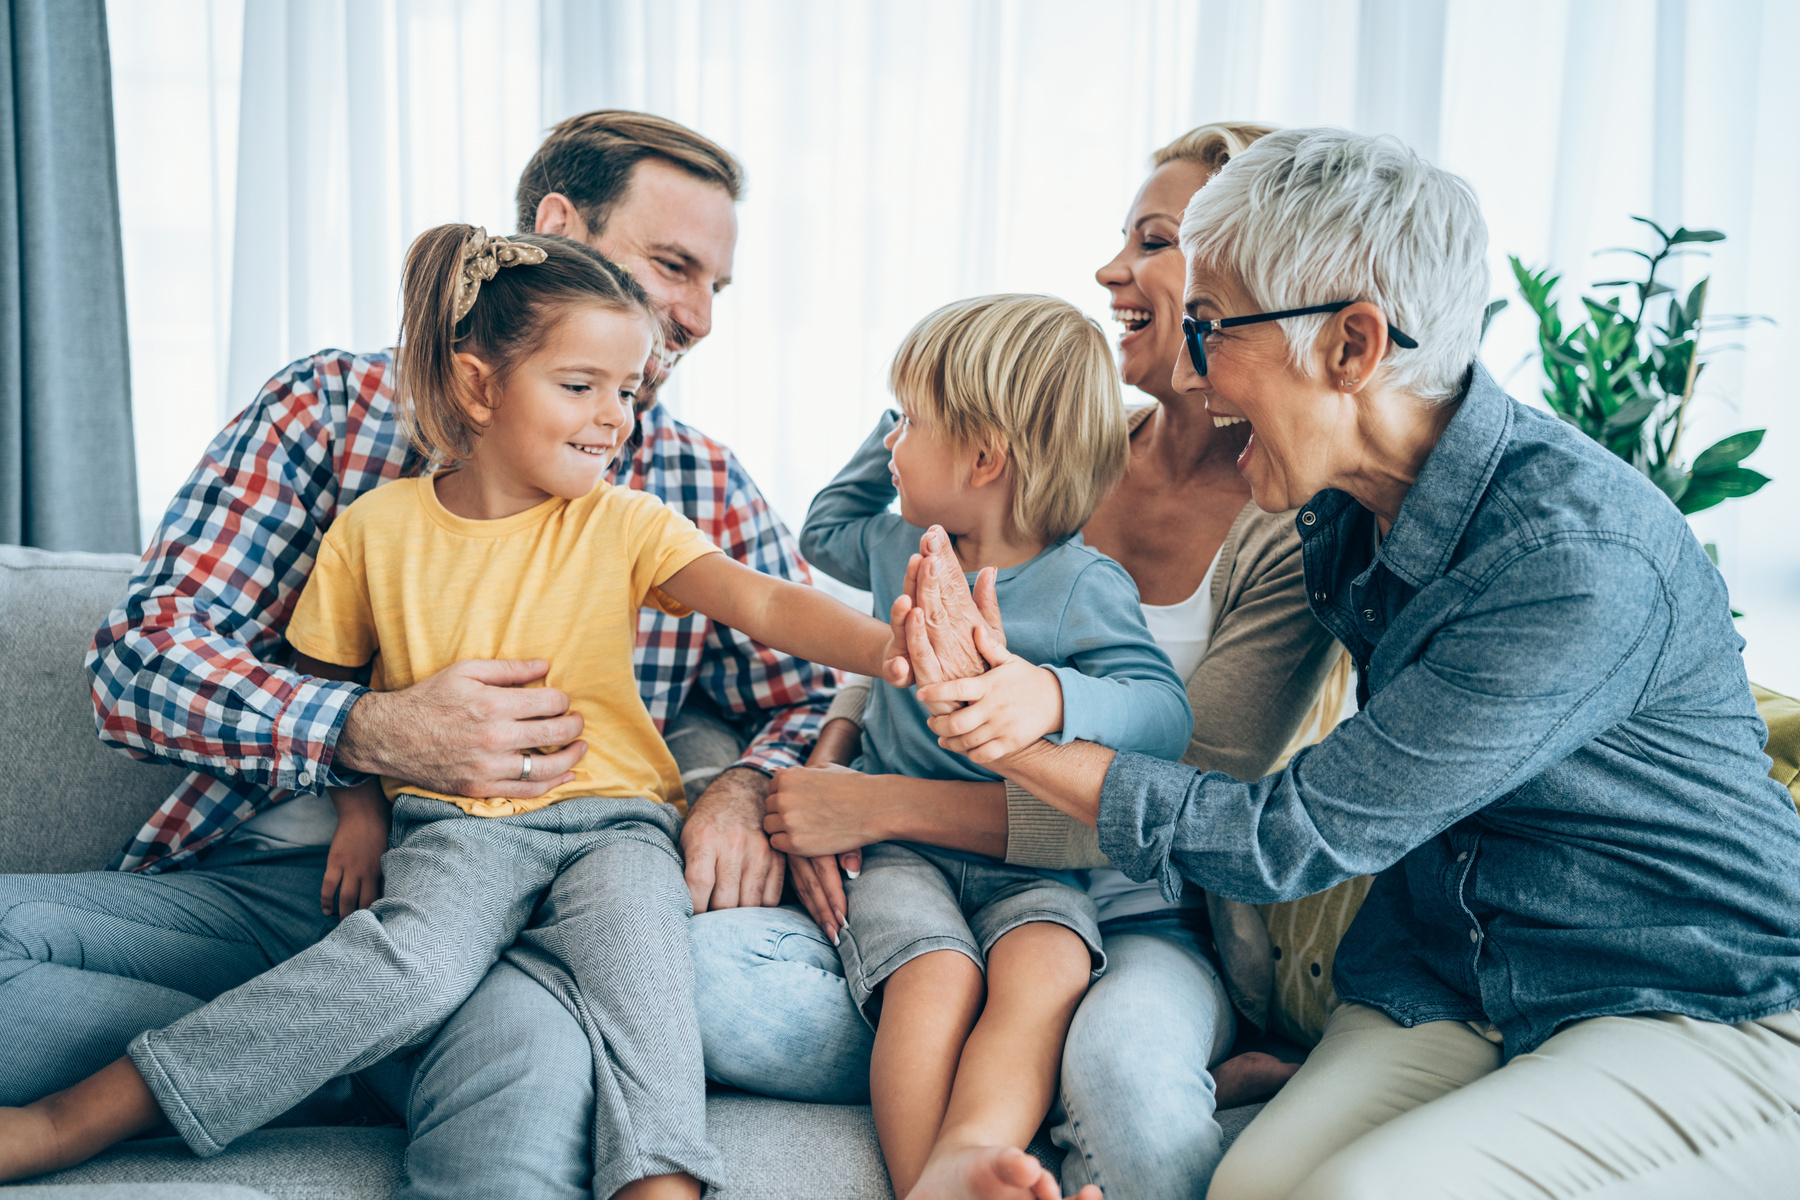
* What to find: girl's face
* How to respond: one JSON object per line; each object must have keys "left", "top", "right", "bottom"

{"left": 466, "top": 305, "right": 655, "bottom": 505}
{"left": 1096, "top": 159, "right": 1211, "bottom": 399}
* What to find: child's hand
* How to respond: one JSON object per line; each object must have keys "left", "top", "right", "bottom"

{"left": 920, "top": 628, "right": 1064, "bottom": 765}
{"left": 322, "top": 785, "right": 390, "bottom": 917}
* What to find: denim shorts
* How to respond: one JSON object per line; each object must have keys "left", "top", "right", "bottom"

{"left": 838, "top": 841, "right": 1106, "bottom": 1024}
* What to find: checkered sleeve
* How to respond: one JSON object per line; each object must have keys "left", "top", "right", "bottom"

{"left": 86, "top": 350, "right": 415, "bottom": 871}
{"left": 695, "top": 448, "right": 842, "bottom": 776}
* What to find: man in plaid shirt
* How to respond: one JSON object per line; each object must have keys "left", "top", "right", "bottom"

{"left": 6, "top": 112, "right": 843, "bottom": 1191}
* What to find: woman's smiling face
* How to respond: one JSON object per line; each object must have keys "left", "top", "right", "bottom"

{"left": 1174, "top": 262, "right": 1346, "bottom": 513}
{"left": 1096, "top": 159, "right": 1211, "bottom": 399}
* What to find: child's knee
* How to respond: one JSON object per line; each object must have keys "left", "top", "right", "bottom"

{"left": 989, "top": 921, "right": 1095, "bottom": 994}
{"left": 887, "top": 947, "right": 985, "bottom": 1001}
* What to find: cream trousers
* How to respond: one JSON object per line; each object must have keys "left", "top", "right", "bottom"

{"left": 1209, "top": 1002, "right": 1800, "bottom": 1200}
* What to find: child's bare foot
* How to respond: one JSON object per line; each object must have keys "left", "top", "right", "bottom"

{"left": 1212, "top": 1050, "right": 1300, "bottom": 1110}
{"left": 906, "top": 1143, "right": 1102, "bottom": 1200}
{"left": 0, "top": 1104, "right": 70, "bottom": 1183}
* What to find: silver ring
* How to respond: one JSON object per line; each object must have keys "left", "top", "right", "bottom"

{"left": 519, "top": 753, "right": 533, "bottom": 782}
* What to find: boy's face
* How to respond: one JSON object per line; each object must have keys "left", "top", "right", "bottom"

{"left": 884, "top": 400, "right": 985, "bottom": 534}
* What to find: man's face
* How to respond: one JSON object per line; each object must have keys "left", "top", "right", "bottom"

{"left": 583, "top": 158, "right": 738, "bottom": 386}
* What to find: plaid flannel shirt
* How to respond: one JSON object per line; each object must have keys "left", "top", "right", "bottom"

{"left": 87, "top": 349, "right": 839, "bottom": 873}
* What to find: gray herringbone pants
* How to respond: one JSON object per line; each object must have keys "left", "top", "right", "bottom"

{"left": 128, "top": 795, "right": 725, "bottom": 1198}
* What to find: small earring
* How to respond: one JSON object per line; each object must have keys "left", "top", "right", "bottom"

{"left": 1340, "top": 374, "right": 1360, "bottom": 390}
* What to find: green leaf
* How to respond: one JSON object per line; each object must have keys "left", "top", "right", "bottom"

{"left": 1685, "top": 278, "right": 1709, "bottom": 323}
{"left": 1602, "top": 394, "right": 1659, "bottom": 438}
{"left": 1481, "top": 298, "right": 1508, "bottom": 341}
{"left": 1676, "top": 467, "right": 1772, "bottom": 514}
{"left": 1691, "top": 429, "right": 1766, "bottom": 475}
{"left": 1630, "top": 215, "right": 1672, "bottom": 242}
{"left": 1670, "top": 227, "right": 1727, "bottom": 244}
{"left": 1651, "top": 463, "right": 1690, "bottom": 505}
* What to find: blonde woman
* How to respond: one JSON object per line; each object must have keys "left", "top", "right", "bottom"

{"left": 691, "top": 124, "right": 1346, "bottom": 1200}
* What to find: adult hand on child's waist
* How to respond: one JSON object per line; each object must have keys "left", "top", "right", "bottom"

{"left": 334, "top": 658, "right": 586, "bottom": 798}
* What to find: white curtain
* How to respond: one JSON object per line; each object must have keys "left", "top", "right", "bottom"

{"left": 109, "top": 0, "right": 1800, "bottom": 691}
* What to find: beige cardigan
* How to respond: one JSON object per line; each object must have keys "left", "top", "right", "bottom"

{"left": 816, "top": 404, "right": 1346, "bottom": 1026}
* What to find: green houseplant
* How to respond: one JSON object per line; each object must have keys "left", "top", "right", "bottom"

{"left": 1503, "top": 217, "right": 1770, "bottom": 515}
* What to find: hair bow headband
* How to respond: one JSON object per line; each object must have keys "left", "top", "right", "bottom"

{"left": 453, "top": 227, "right": 548, "bottom": 323}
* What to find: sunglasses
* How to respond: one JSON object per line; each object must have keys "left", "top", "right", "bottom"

{"left": 1182, "top": 302, "right": 1419, "bottom": 377}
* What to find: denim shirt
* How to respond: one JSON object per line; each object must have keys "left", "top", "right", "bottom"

{"left": 1097, "top": 364, "right": 1800, "bottom": 1058}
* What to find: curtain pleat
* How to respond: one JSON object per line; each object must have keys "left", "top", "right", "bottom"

{"left": 0, "top": 0, "right": 137, "bottom": 552}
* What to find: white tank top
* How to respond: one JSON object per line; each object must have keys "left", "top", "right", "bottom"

{"left": 1086, "top": 547, "right": 1223, "bottom": 924}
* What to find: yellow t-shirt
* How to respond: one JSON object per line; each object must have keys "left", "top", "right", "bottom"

{"left": 286, "top": 475, "right": 722, "bottom": 817}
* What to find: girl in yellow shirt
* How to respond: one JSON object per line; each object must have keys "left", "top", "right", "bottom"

{"left": 5, "top": 226, "right": 915, "bottom": 1200}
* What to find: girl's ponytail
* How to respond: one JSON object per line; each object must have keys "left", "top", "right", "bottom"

{"left": 394, "top": 223, "right": 659, "bottom": 465}
{"left": 398, "top": 224, "right": 483, "bottom": 466}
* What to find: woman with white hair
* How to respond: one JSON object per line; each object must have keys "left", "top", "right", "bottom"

{"left": 905, "top": 127, "right": 1800, "bottom": 1197}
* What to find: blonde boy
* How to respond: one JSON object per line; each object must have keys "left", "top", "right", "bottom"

{"left": 799, "top": 295, "right": 1192, "bottom": 1200}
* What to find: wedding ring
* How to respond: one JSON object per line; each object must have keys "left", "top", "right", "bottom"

{"left": 519, "top": 753, "right": 534, "bottom": 782}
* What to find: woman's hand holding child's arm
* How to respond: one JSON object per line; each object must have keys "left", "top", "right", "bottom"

{"left": 323, "top": 783, "right": 390, "bottom": 917}
{"left": 782, "top": 721, "right": 865, "bottom": 943}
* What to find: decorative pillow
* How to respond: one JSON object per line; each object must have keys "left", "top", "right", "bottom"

{"left": 1259, "top": 875, "right": 1373, "bottom": 1047}
{"left": 1754, "top": 684, "right": 1800, "bottom": 811}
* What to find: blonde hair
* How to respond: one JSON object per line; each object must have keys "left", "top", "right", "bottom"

{"left": 397, "top": 224, "right": 658, "bottom": 465}
{"left": 1152, "top": 121, "right": 1279, "bottom": 177}
{"left": 889, "top": 295, "right": 1127, "bottom": 545}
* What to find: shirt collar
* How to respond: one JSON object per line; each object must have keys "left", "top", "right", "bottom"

{"left": 1376, "top": 363, "right": 1513, "bottom": 589}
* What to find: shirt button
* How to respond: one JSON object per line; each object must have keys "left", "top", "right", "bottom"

{"left": 1456, "top": 851, "right": 1469, "bottom": 863}
{"left": 1363, "top": 609, "right": 1377, "bottom": 622}
{"left": 297, "top": 770, "right": 313, "bottom": 789}
{"left": 1313, "top": 591, "right": 1328, "bottom": 602}
{"left": 1300, "top": 511, "right": 1317, "bottom": 526}
{"left": 1469, "top": 928, "right": 1481, "bottom": 944}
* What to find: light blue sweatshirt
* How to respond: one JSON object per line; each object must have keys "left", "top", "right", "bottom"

{"left": 800, "top": 411, "right": 1193, "bottom": 785}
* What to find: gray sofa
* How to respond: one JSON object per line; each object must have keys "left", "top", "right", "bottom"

{"left": 0, "top": 544, "right": 1263, "bottom": 1198}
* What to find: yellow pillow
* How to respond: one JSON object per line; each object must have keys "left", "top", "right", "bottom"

{"left": 1259, "top": 875, "right": 1373, "bottom": 1047}
{"left": 1754, "top": 684, "right": 1800, "bottom": 811}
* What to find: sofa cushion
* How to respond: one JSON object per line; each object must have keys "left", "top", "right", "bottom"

{"left": 0, "top": 545, "right": 185, "bottom": 874}
{"left": 26, "top": 1098, "right": 1268, "bottom": 1198}
{"left": 1754, "top": 684, "right": 1800, "bottom": 810}
{"left": 7, "top": 1187, "right": 273, "bottom": 1199}
{"left": 1260, "top": 875, "right": 1374, "bottom": 1047}
{"left": 27, "top": 1128, "right": 404, "bottom": 1199}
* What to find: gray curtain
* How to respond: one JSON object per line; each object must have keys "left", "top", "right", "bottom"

{"left": 0, "top": 0, "right": 136, "bottom": 552}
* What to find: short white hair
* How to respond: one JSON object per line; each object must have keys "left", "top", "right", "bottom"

{"left": 1179, "top": 128, "right": 1488, "bottom": 403}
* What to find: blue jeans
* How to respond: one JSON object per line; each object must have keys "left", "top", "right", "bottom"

{"left": 0, "top": 837, "right": 601, "bottom": 1199}
{"left": 1052, "top": 910, "right": 1236, "bottom": 1199}
{"left": 690, "top": 904, "right": 1236, "bottom": 1196}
